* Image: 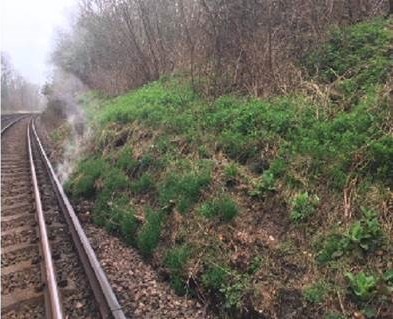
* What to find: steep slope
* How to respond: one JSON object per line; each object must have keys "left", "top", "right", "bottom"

{"left": 64, "top": 19, "right": 392, "bottom": 318}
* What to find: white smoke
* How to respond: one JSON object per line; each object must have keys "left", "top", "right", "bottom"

{"left": 44, "top": 69, "right": 91, "bottom": 184}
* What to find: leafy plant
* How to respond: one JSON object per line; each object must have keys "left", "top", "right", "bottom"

{"left": 316, "top": 234, "right": 350, "bottom": 264}
{"left": 347, "top": 208, "right": 383, "bottom": 251}
{"left": 290, "top": 192, "right": 320, "bottom": 223}
{"left": 250, "top": 170, "right": 276, "bottom": 197}
{"left": 345, "top": 271, "right": 378, "bottom": 301}
{"left": 219, "top": 274, "right": 251, "bottom": 310}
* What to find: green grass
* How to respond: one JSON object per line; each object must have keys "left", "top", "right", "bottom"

{"left": 200, "top": 196, "right": 239, "bottom": 222}
{"left": 65, "top": 18, "right": 393, "bottom": 318}
{"left": 137, "top": 209, "right": 163, "bottom": 257}
{"left": 290, "top": 192, "right": 320, "bottom": 223}
{"left": 159, "top": 168, "right": 212, "bottom": 214}
{"left": 304, "top": 281, "right": 330, "bottom": 304}
{"left": 164, "top": 245, "right": 191, "bottom": 295}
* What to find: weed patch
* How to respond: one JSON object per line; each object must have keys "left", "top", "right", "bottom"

{"left": 200, "top": 196, "right": 239, "bottom": 222}
{"left": 164, "top": 245, "right": 191, "bottom": 295}
{"left": 304, "top": 281, "right": 330, "bottom": 304}
{"left": 290, "top": 192, "right": 320, "bottom": 223}
{"left": 159, "top": 168, "right": 212, "bottom": 214}
{"left": 137, "top": 209, "right": 163, "bottom": 257}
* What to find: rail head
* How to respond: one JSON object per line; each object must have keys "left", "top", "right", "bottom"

{"left": 31, "top": 120, "right": 127, "bottom": 319}
{"left": 27, "top": 119, "right": 64, "bottom": 319}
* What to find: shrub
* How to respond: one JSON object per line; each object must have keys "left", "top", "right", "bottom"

{"left": 290, "top": 192, "right": 320, "bottom": 223}
{"left": 368, "top": 136, "right": 393, "bottom": 185}
{"left": 200, "top": 196, "right": 239, "bottom": 222}
{"left": 345, "top": 271, "right": 378, "bottom": 301}
{"left": 304, "top": 281, "right": 329, "bottom": 304}
{"left": 137, "top": 209, "right": 163, "bottom": 257}
{"left": 307, "top": 19, "right": 392, "bottom": 87}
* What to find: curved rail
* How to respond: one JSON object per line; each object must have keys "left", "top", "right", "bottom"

{"left": 31, "top": 120, "right": 126, "bottom": 319}
{"left": 27, "top": 119, "right": 64, "bottom": 319}
{"left": 1, "top": 115, "right": 27, "bottom": 134}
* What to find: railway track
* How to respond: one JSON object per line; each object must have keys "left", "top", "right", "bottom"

{"left": 1, "top": 116, "right": 126, "bottom": 319}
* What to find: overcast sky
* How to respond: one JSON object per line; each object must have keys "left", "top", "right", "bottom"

{"left": 1, "top": 0, "right": 77, "bottom": 85}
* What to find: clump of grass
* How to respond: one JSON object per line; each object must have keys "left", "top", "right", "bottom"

{"left": 224, "top": 163, "right": 239, "bottom": 180}
{"left": 304, "top": 281, "right": 330, "bottom": 304}
{"left": 164, "top": 245, "right": 191, "bottom": 295}
{"left": 66, "top": 158, "right": 108, "bottom": 198}
{"left": 137, "top": 209, "right": 163, "bottom": 257}
{"left": 159, "top": 169, "right": 212, "bottom": 213}
{"left": 131, "top": 173, "right": 156, "bottom": 194}
{"left": 202, "top": 264, "right": 230, "bottom": 291}
{"left": 290, "top": 192, "right": 320, "bottom": 223}
{"left": 200, "top": 195, "right": 239, "bottom": 222}
{"left": 115, "top": 146, "right": 138, "bottom": 173}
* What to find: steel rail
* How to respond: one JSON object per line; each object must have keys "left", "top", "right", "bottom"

{"left": 27, "top": 119, "right": 64, "bottom": 319}
{"left": 1, "top": 115, "right": 28, "bottom": 135}
{"left": 32, "top": 120, "right": 127, "bottom": 319}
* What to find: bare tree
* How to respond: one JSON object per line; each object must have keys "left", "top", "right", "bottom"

{"left": 50, "top": 0, "right": 390, "bottom": 96}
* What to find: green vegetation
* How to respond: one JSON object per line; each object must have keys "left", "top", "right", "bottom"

{"left": 304, "top": 281, "right": 330, "bottom": 304}
{"left": 290, "top": 192, "right": 320, "bottom": 223}
{"left": 200, "top": 196, "right": 239, "bottom": 222}
{"left": 137, "top": 209, "right": 163, "bottom": 257}
{"left": 345, "top": 272, "right": 378, "bottom": 301}
{"left": 164, "top": 245, "right": 191, "bottom": 295}
{"left": 202, "top": 264, "right": 230, "bottom": 291}
{"left": 65, "top": 19, "right": 393, "bottom": 318}
{"left": 317, "top": 208, "right": 384, "bottom": 263}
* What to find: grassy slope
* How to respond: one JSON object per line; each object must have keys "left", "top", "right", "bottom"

{"left": 66, "top": 19, "right": 393, "bottom": 318}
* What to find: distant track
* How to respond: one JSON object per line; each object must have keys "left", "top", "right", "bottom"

{"left": 1, "top": 114, "right": 28, "bottom": 134}
{"left": 1, "top": 115, "right": 126, "bottom": 319}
